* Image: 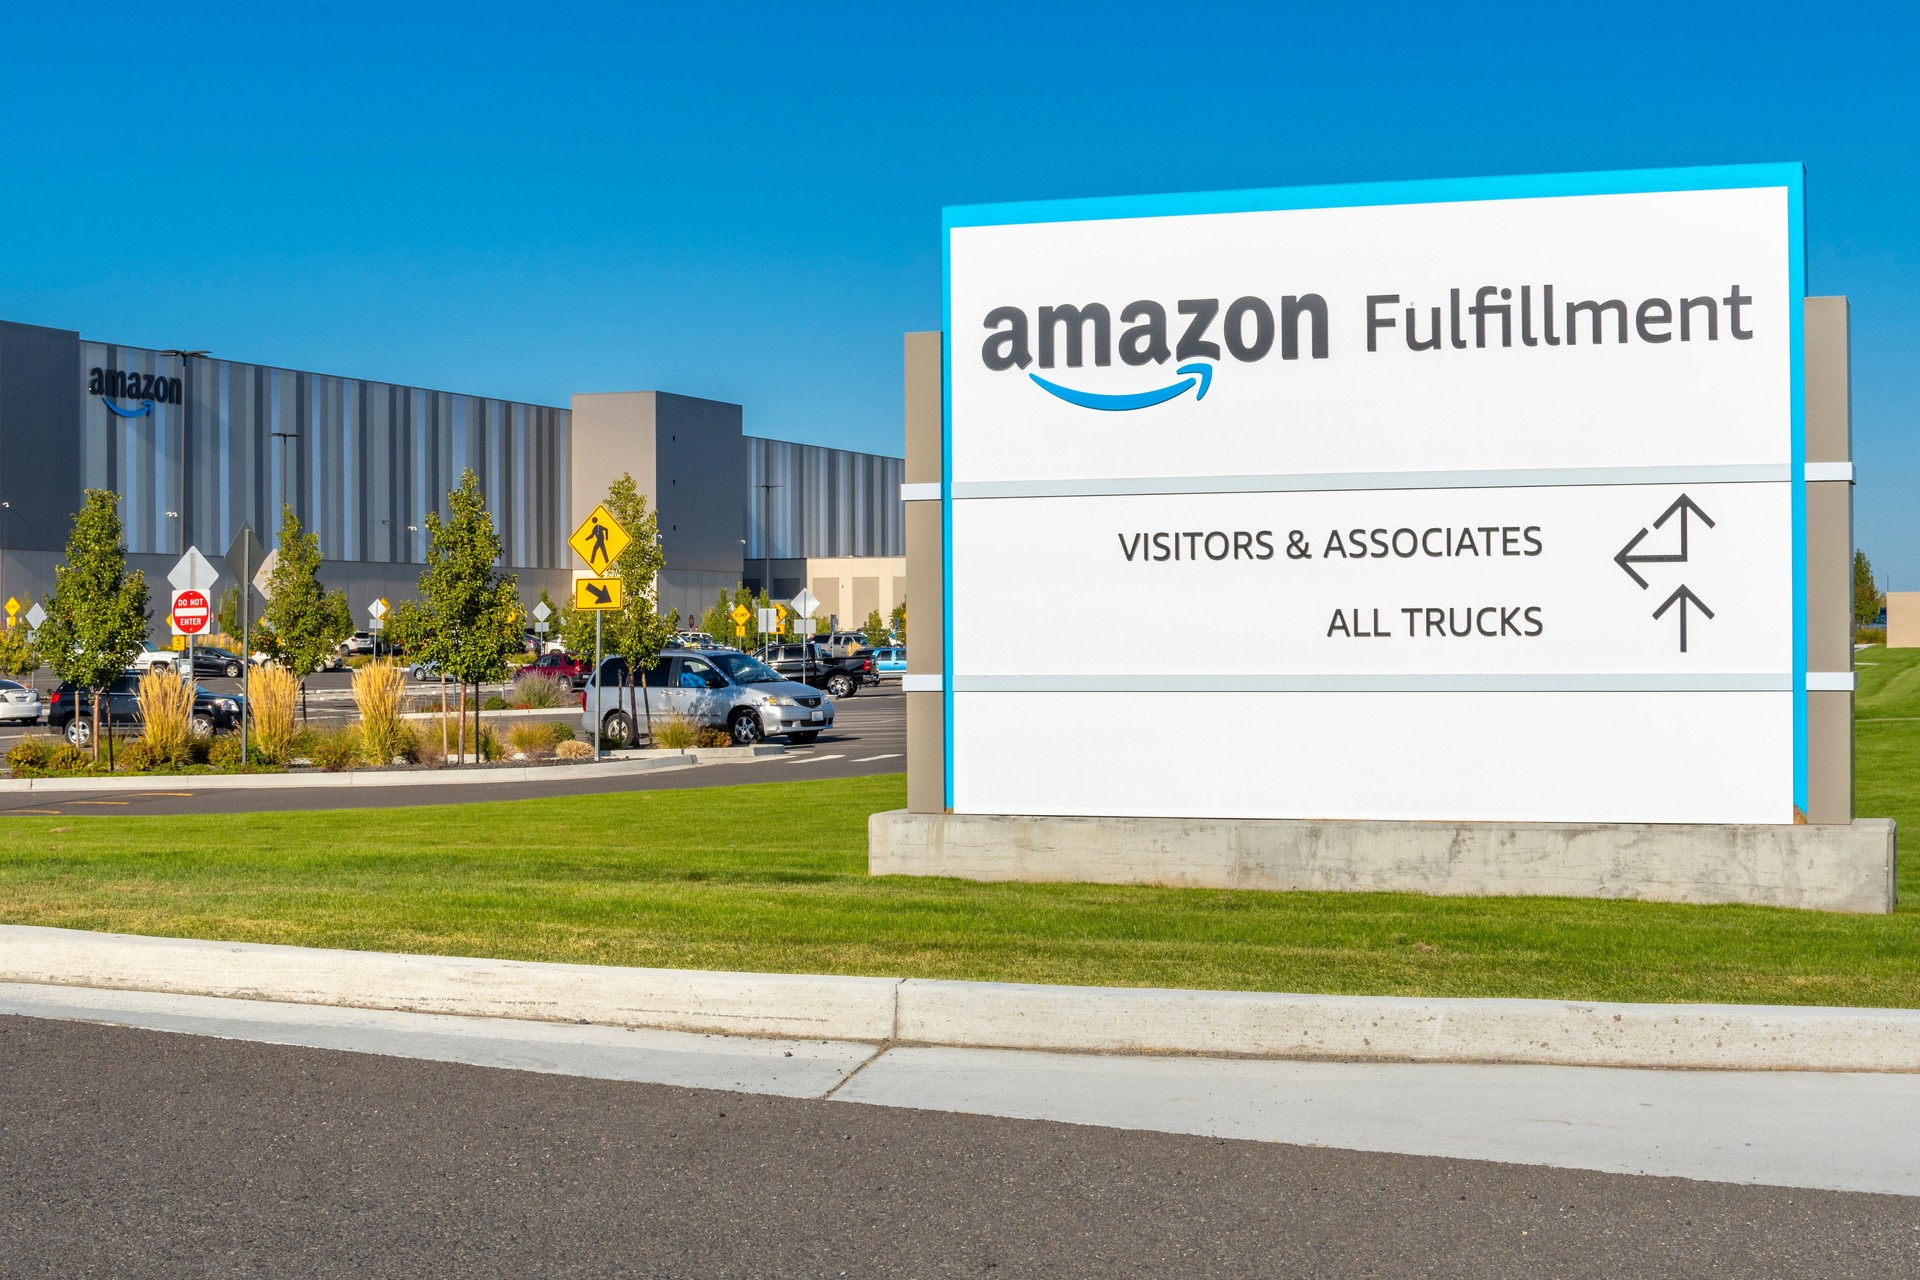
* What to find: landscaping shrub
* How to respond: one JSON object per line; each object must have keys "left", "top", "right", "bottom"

{"left": 652, "top": 713, "right": 698, "bottom": 750}
{"left": 135, "top": 668, "right": 195, "bottom": 764}
{"left": 207, "top": 735, "right": 258, "bottom": 770}
{"left": 48, "top": 743, "right": 91, "bottom": 774}
{"left": 478, "top": 727, "right": 503, "bottom": 762}
{"left": 510, "top": 673, "right": 570, "bottom": 709}
{"left": 554, "top": 739, "right": 594, "bottom": 760}
{"left": 1858, "top": 625, "right": 1887, "bottom": 645}
{"left": 504, "top": 721, "right": 558, "bottom": 758}
{"left": 310, "top": 726, "right": 363, "bottom": 772}
{"left": 550, "top": 722, "right": 574, "bottom": 742}
{"left": 483, "top": 695, "right": 510, "bottom": 711}
{"left": 411, "top": 725, "right": 447, "bottom": 768}
{"left": 251, "top": 664, "right": 301, "bottom": 765}
{"left": 695, "top": 726, "right": 732, "bottom": 748}
{"left": 352, "top": 660, "right": 410, "bottom": 764}
{"left": 117, "top": 738, "right": 158, "bottom": 773}
{"left": 6, "top": 735, "right": 54, "bottom": 777}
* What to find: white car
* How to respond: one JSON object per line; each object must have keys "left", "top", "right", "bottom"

{"left": 0, "top": 678, "right": 40, "bottom": 724}
{"left": 130, "top": 643, "right": 184, "bottom": 674}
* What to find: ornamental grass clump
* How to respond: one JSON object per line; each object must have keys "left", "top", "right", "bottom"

{"left": 510, "top": 672, "right": 570, "bottom": 709}
{"left": 250, "top": 664, "right": 300, "bottom": 765}
{"left": 651, "top": 713, "right": 698, "bottom": 750}
{"left": 504, "top": 721, "right": 558, "bottom": 759}
{"left": 135, "top": 668, "right": 195, "bottom": 765}
{"left": 352, "top": 659, "right": 410, "bottom": 764}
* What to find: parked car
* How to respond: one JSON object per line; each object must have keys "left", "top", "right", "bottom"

{"left": 524, "top": 629, "right": 566, "bottom": 656}
{"left": 129, "top": 642, "right": 184, "bottom": 674}
{"left": 339, "top": 631, "right": 378, "bottom": 658}
{"left": 674, "top": 630, "right": 719, "bottom": 650}
{"left": 407, "top": 659, "right": 442, "bottom": 682}
{"left": 752, "top": 642, "right": 876, "bottom": 699}
{"left": 514, "top": 650, "right": 590, "bottom": 688}
{"left": 0, "top": 678, "right": 41, "bottom": 724}
{"left": 870, "top": 646, "right": 906, "bottom": 678}
{"left": 47, "top": 672, "right": 245, "bottom": 746}
{"left": 580, "top": 649, "right": 832, "bottom": 748}
{"left": 180, "top": 647, "right": 247, "bottom": 679}
{"left": 818, "top": 630, "right": 875, "bottom": 659}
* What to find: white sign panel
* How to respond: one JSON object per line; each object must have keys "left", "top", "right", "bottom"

{"left": 944, "top": 165, "right": 1806, "bottom": 825}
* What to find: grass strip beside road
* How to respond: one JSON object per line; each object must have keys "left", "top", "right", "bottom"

{"left": 2, "top": 743, "right": 1919, "bottom": 1008}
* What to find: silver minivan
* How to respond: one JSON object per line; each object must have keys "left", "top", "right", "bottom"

{"left": 581, "top": 648, "right": 833, "bottom": 748}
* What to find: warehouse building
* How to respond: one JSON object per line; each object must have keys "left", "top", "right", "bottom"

{"left": 0, "top": 319, "right": 903, "bottom": 632}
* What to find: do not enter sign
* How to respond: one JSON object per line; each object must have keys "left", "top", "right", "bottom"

{"left": 171, "top": 588, "right": 211, "bottom": 635}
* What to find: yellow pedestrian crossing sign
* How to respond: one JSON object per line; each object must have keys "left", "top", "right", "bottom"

{"left": 574, "top": 577, "right": 624, "bottom": 611}
{"left": 569, "top": 504, "right": 631, "bottom": 572}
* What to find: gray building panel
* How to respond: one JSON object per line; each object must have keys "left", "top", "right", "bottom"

{"left": 0, "top": 321, "right": 84, "bottom": 557}
{"left": 746, "top": 437, "right": 903, "bottom": 560}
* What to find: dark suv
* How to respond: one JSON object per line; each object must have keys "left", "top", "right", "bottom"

{"left": 47, "top": 672, "right": 245, "bottom": 746}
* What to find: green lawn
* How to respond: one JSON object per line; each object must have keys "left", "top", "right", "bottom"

{"left": 1, "top": 654, "right": 1917, "bottom": 1009}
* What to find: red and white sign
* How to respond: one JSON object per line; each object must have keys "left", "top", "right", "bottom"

{"left": 171, "top": 588, "right": 210, "bottom": 635}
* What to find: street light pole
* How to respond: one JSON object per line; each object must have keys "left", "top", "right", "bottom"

{"left": 756, "top": 482, "right": 780, "bottom": 601}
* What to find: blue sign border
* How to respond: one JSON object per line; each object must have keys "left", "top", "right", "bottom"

{"left": 941, "top": 162, "right": 1809, "bottom": 818}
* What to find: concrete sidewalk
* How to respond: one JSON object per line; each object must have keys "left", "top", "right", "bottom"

{"left": 4, "top": 923, "right": 1919, "bottom": 1073}
{"left": 5, "top": 982, "right": 1916, "bottom": 1199}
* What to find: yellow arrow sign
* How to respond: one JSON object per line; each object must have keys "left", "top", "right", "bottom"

{"left": 574, "top": 577, "right": 624, "bottom": 611}
{"left": 730, "top": 603, "right": 752, "bottom": 626}
{"left": 569, "top": 504, "right": 631, "bottom": 572}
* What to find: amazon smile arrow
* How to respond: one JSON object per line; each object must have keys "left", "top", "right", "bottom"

{"left": 1028, "top": 362, "right": 1213, "bottom": 412}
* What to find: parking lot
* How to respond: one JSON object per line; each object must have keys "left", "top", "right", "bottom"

{"left": 0, "top": 681, "right": 906, "bottom": 816}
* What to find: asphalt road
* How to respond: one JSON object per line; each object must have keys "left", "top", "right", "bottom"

{"left": 0, "top": 684, "right": 905, "bottom": 816}
{"left": 2, "top": 1016, "right": 1916, "bottom": 1279}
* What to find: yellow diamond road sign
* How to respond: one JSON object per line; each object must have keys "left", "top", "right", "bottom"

{"left": 569, "top": 504, "right": 631, "bottom": 572}
{"left": 730, "top": 604, "right": 752, "bottom": 626}
{"left": 3, "top": 597, "right": 17, "bottom": 619}
{"left": 574, "top": 577, "right": 624, "bottom": 611}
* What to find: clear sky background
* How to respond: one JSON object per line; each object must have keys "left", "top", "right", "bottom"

{"left": 3, "top": 1, "right": 1915, "bottom": 579}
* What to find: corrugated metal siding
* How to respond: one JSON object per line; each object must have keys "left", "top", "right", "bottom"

{"left": 745, "top": 437, "right": 903, "bottom": 560}
{"left": 80, "top": 343, "right": 567, "bottom": 566}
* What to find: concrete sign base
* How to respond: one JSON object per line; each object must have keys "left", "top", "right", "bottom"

{"left": 868, "top": 810, "right": 1896, "bottom": 915}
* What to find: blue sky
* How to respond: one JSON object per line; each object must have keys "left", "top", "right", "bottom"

{"left": 4, "top": 1, "right": 1916, "bottom": 578}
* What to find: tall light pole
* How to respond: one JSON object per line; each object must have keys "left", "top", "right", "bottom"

{"left": 158, "top": 349, "right": 209, "bottom": 555}
{"left": 756, "top": 481, "right": 780, "bottom": 600}
{"left": 270, "top": 430, "right": 300, "bottom": 523}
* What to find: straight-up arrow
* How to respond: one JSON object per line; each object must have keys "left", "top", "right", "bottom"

{"left": 1652, "top": 584, "right": 1714, "bottom": 653}
{"left": 1614, "top": 493, "right": 1716, "bottom": 589}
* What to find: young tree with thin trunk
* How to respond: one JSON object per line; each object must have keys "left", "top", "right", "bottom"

{"left": 558, "top": 474, "right": 673, "bottom": 742}
{"left": 417, "top": 470, "right": 520, "bottom": 763}
{"left": 259, "top": 504, "right": 353, "bottom": 721}
{"left": 37, "top": 490, "right": 150, "bottom": 761}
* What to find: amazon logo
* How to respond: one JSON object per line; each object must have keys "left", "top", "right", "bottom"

{"left": 979, "top": 293, "right": 1327, "bottom": 411}
{"left": 88, "top": 367, "right": 182, "bottom": 419}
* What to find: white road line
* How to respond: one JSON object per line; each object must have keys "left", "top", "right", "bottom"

{"left": 786, "top": 753, "right": 846, "bottom": 764}
{"left": 854, "top": 754, "right": 902, "bottom": 762}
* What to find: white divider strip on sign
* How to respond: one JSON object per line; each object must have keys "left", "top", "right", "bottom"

{"left": 950, "top": 463, "right": 1791, "bottom": 502}
{"left": 899, "top": 482, "right": 942, "bottom": 502}
{"left": 1804, "top": 462, "right": 1855, "bottom": 483}
{"left": 1807, "top": 672, "right": 1857, "bottom": 692}
{"left": 952, "top": 672, "right": 1793, "bottom": 694}
{"left": 902, "top": 674, "right": 944, "bottom": 693}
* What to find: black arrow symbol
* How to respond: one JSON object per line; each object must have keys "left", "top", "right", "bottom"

{"left": 1652, "top": 584, "right": 1714, "bottom": 653}
{"left": 586, "top": 583, "right": 612, "bottom": 605}
{"left": 1613, "top": 493, "right": 1716, "bottom": 588}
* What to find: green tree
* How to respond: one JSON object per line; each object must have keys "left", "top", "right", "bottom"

{"left": 417, "top": 470, "right": 521, "bottom": 762}
{"left": 259, "top": 504, "right": 352, "bottom": 718}
{"left": 37, "top": 490, "right": 150, "bottom": 760}
{"left": 860, "top": 609, "right": 889, "bottom": 648}
{"left": 0, "top": 621, "right": 36, "bottom": 680}
{"left": 890, "top": 601, "right": 906, "bottom": 644}
{"left": 1854, "top": 550, "right": 1883, "bottom": 628}
{"left": 557, "top": 475, "right": 674, "bottom": 743}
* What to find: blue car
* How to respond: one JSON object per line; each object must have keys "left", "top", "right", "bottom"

{"left": 871, "top": 646, "right": 907, "bottom": 677}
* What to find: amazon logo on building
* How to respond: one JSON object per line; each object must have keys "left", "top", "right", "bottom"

{"left": 87, "top": 367, "right": 183, "bottom": 418}
{"left": 978, "top": 293, "right": 1327, "bottom": 411}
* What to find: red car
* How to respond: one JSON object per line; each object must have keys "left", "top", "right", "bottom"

{"left": 514, "top": 651, "right": 590, "bottom": 687}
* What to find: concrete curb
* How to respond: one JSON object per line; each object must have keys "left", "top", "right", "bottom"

{"left": 1, "top": 925, "right": 1915, "bottom": 1072}
{"left": 0, "top": 755, "right": 700, "bottom": 794}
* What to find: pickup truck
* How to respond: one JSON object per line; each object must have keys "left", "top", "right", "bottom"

{"left": 751, "top": 642, "right": 876, "bottom": 699}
